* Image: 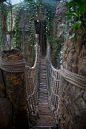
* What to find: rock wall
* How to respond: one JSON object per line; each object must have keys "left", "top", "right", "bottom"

{"left": 0, "top": 69, "right": 12, "bottom": 129}
{"left": 0, "top": 50, "right": 28, "bottom": 129}
{"left": 18, "top": 12, "right": 35, "bottom": 67}
{"left": 51, "top": 2, "right": 67, "bottom": 68}
{"left": 63, "top": 26, "right": 86, "bottom": 76}
{"left": 55, "top": 2, "right": 67, "bottom": 38}
{"left": 57, "top": 25, "right": 86, "bottom": 129}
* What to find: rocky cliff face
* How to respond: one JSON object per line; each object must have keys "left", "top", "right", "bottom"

{"left": 57, "top": 25, "right": 86, "bottom": 129}
{"left": 51, "top": 2, "right": 67, "bottom": 68}
{"left": 63, "top": 25, "right": 86, "bottom": 77}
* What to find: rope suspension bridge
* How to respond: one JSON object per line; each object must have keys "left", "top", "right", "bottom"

{"left": 0, "top": 42, "right": 86, "bottom": 129}
{"left": 24, "top": 43, "right": 86, "bottom": 129}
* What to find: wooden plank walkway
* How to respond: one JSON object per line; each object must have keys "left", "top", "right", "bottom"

{"left": 34, "top": 58, "right": 56, "bottom": 129}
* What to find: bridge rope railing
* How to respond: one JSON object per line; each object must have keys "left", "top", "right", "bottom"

{"left": 46, "top": 43, "right": 60, "bottom": 117}
{"left": 46, "top": 42, "right": 86, "bottom": 128}
{"left": 25, "top": 43, "right": 40, "bottom": 126}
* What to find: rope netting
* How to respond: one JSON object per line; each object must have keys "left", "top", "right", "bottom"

{"left": 60, "top": 68, "right": 86, "bottom": 90}
{"left": 46, "top": 43, "right": 60, "bottom": 115}
{"left": 0, "top": 37, "right": 86, "bottom": 127}
{"left": 0, "top": 57, "right": 26, "bottom": 72}
{"left": 46, "top": 42, "right": 86, "bottom": 125}
{"left": 25, "top": 43, "right": 40, "bottom": 126}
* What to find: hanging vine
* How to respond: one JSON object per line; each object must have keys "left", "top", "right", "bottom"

{"left": 0, "top": 3, "right": 9, "bottom": 50}
{"left": 11, "top": 1, "right": 56, "bottom": 48}
{"left": 13, "top": 6, "right": 21, "bottom": 49}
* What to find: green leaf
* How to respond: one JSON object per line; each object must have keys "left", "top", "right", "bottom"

{"left": 73, "top": 0, "right": 83, "bottom": 6}
{"left": 72, "top": 20, "right": 82, "bottom": 30}
{"left": 65, "top": 1, "right": 77, "bottom": 7}
{"left": 79, "top": 2, "right": 86, "bottom": 15}
{"left": 66, "top": 15, "right": 72, "bottom": 20}
{"left": 64, "top": 11, "right": 79, "bottom": 17}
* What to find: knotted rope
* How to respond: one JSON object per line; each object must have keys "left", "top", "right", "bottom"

{"left": 0, "top": 57, "right": 26, "bottom": 73}
{"left": 60, "top": 68, "right": 86, "bottom": 90}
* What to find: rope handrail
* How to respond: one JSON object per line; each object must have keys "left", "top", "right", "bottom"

{"left": 60, "top": 68, "right": 86, "bottom": 90}
{"left": 51, "top": 63, "right": 58, "bottom": 72}
{"left": 25, "top": 43, "right": 39, "bottom": 97}
{"left": 61, "top": 68, "right": 86, "bottom": 82}
{"left": 46, "top": 42, "right": 86, "bottom": 128}
{"left": 46, "top": 42, "right": 86, "bottom": 91}
{"left": 46, "top": 42, "right": 59, "bottom": 116}
{"left": 0, "top": 57, "right": 26, "bottom": 72}
{"left": 25, "top": 43, "right": 38, "bottom": 70}
{"left": 25, "top": 43, "right": 40, "bottom": 126}
{"left": 46, "top": 41, "right": 86, "bottom": 127}
{"left": 25, "top": 43, "right": 39, "bottom": 100}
